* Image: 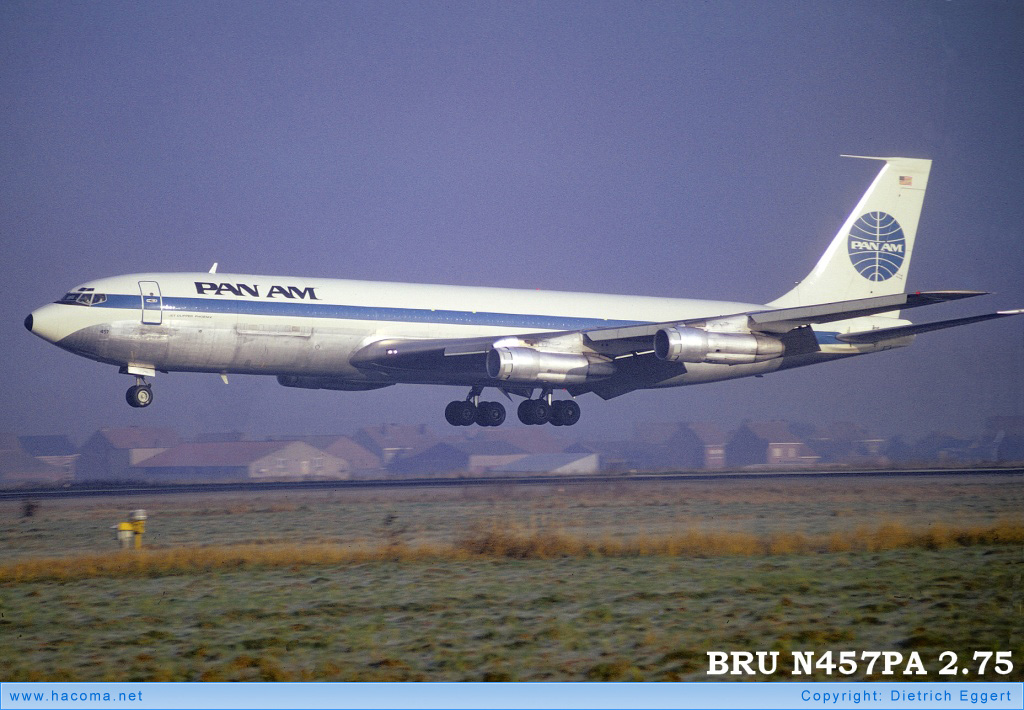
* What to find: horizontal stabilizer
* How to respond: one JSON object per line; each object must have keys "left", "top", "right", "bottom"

{"left": 837, "top": 309, "right": 1024, "bottom": 344}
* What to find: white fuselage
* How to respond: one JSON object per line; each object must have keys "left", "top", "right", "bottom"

{"left": 27, "top": 272, "right": 903, "bottom": 394}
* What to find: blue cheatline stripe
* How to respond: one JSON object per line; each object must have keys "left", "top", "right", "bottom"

{"left": 78, "top": 294, "right": 647, "bottom": 331}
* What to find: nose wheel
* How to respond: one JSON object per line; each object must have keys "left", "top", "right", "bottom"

{"left": 126, "top": 377, "right": 154, "bottom": 408}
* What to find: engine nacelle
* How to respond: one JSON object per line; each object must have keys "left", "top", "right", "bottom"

{"left": 486, "top": 347, "right": 615, "bottom": 384}
{"left": 653, "top": 326, "right": 784, "bottom": 365}
{"left": 277, "top": 375, "right": 393, "bottom": 391}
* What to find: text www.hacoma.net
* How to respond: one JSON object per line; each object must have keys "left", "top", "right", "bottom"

{"left": 7, "top": 690, "right": 144, "bottom": 704}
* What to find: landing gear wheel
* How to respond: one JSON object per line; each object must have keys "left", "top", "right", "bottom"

{"left": 445, "top": 400, "right": 477, "bottom": 426}
{"left": 549, "top": 399, "right": 580, "bottom": 426}
{"left": 549, "top": 400, "right": 566, "bottom": 426}
{"left": 475, "top": 401, "right": 506, "bottom": 427}
{"left": 517, "top": 399, "right": 549, "bottom": 425}
{"left": 126, "top": 385, "right": 153, "bottom": 408}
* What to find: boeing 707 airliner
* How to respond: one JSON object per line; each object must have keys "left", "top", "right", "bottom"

{"left": 25, "top": 156, "right": 1022, "bottom": 427}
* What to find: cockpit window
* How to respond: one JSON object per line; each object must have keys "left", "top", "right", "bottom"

{"left": 59, "top": 292, "right": 107, "bottom": 306}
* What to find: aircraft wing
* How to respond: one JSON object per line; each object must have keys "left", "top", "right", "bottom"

{"left": 349, "top": 291, "right": 996, "bottom": 374}
{"left": 584, "top": 290, "right": 988, "bottom": 342}
{"left": 836, "top": 309, "right": 1024, "bottom": 344}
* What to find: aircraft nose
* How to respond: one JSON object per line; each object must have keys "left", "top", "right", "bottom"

{"left": 26, "top": 303, "right": 70, "bottom": 344}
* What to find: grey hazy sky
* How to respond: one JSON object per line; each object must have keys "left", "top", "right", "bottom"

{"left": 2, "top": 1, "right": 1022, "bottom": 443}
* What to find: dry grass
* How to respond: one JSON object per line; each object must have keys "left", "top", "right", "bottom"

{"left": 2, "top": 520, "right": 1021, "bottom": 583}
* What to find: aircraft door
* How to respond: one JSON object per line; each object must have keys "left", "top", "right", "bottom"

{"left": 139, "top": 281, "right": 163, "bottom": 325}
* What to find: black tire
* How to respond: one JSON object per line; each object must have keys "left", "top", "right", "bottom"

{"left": 531, "top": 400, "right": 550, "bottom": 425}
{"left": 560, "top": 399, "right": 581, "bottom": 426}
{"left": 444, "top": 400, "right": 463, "bottom": 426}
{"left": 487, "top": 401, "right": 506, "bottom": 426}
{"left": 126, "top": 385, "right": 153, "bottom": 408}
{"left": 549, "top": 400, "right": 566, "bottom": 426}
{"left": 475, "top": 401, "right": 506, "bottom": 427}
{"left": 453, "top": 401, "right": 477, "bottom": 426}
{"left": 517, "top": 399, "right": 536, "bottom": 425}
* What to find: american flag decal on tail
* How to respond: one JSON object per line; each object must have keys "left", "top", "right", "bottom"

{"left": 899, "top": 175, "right": 913, "bottom": 186}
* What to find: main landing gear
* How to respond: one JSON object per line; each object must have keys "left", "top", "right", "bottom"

{"left": 444, "top": 387, "right": 581, "bottom": 427}
{"left": 126, "top": 377, "right": 153, "bottom": 408}
{"left": 444, "top": 386, "right": 506, "bottom": 427}
{"left": 517, "top": 388, "right": 580, "bottom": 426}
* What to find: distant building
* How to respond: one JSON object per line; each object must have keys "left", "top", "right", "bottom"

{"left": 389, "top": 440, "right": 528, "bottom": 475}
{"left": 633, "top": 422, "right": 727, "bottom": 470}
{"left": 726, "top": 421, "right": 820, "bottom": 467}
{"left": 320, "top": 435, "right": 383, "bottom": 472}
{"left": 910, "top": 431, "right": 975, "bottom": 463}
{"left": 131, "top": 441, "right": 349, "bottom": 482}
{"left": 964, "top": 416, "right": 1024, "bottom": 463}
{"left": 807, "top": 422, "right": 886, "bottom": 466}
{"left": 0, "top": 434, "right": 69, "bottom": 486}
{"left": 353, "top": 424, "right": 439, "bottom": 465}
{"left": 18, "top": 435, "right": 79, "bottom": 475}
{"left": 266, "top": 434, "right": 383, "bottom": 472}
{"left": 76, "top": 427, "right": 182, "bottom": 481}
{"left": 467, "top": 428, "right": 570, "bottom": 454}
{"left": 565, "top": 440, "right": 646, "bottom": 472}
{"left": 492, "top": 453, "right": 600, "bottom": 475}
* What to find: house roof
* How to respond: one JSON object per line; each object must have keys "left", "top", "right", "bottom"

{"left": 94, "top": 427, "right": 181, "bottom": 450}
{"left": 812, "top": 421, "right": 880, "bottom": 442}
{"left": 18, "top": 435, "right": 77, "bottom": 457}
{"left": 354, "top": 424, "right": 438, "bottom": 456}
{"left": 634, "top": 422, "right": 726, "bottom": 447}
{"left": 681, "top": 422, "right": 726, "bottom": 446}
{"left": 0, "top": 448, "right": 65, "bottom": 478}
{"left": 134, "top": 441, "right": 297, "bottom": 468}
{"left": 322, "top": 436, "right": 382, "bottom": 469}
{"left": 738, "top": 421, "right": 804, "bottom": 444}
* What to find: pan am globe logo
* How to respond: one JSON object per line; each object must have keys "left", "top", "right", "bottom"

{"left": 847, "top": 211, "right": 906, "bottom": 281}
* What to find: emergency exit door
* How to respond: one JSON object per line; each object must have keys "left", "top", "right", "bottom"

{"left": 139, "top": 281, "right": 163, "bottom": 325}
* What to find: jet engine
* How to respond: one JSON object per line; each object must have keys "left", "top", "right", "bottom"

{"left": 276, "top": 375, "right": 393, "bottom": 391}
{"left": 653, "top": 326, "right": 784, "bottom": 365}
{"left": 486, "top": 347, "right": 615, "bottom": 384}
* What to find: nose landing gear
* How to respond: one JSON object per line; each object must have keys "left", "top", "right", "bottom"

{"left": 126, "top": 377, "right": 153, "bottom": 408}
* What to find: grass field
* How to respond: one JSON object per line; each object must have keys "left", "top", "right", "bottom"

{"left": 1, "top": 473, "right": 1022, "bottom": 681}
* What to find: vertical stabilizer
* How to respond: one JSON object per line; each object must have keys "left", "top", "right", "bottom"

{"left": 769, "top": 156, "right": 932, "bottom": 309}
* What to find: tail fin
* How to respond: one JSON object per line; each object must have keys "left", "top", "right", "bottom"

{"left": 769, "top": 156, "right": 932, "bottom": 309}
